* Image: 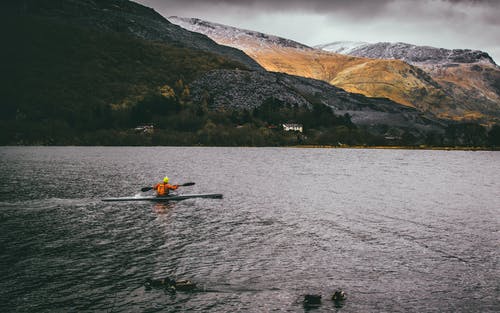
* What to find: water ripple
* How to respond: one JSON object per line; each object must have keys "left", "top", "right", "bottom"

{"left": 0, "top": 147, "right": 499, "bottom": 312}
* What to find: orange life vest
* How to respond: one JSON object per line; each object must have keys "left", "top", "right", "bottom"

{"left": 156, "top": 183, "right": 166, "bottom": 196}
{"left": 155, "top": 183, "right": 178, "bottom": 196}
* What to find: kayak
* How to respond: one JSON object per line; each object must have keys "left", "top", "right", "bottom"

{"left": 102, "top": 193, "right": 223, "bottom": 202}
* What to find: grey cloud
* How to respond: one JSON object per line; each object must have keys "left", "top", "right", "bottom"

{"left": 445, "top": 0, "right": 499, "bottom": 4}
{"left": 138, "top": 0, "right": 395, "bottom": 16}
{"left": 138, "top": 0, "right": 500, "bottom": 23}
{"left": 135, "top": 0, "right": 500, "bottom": 62}
{"left": 138, "top": 0, "right": 499, "bottom": 11}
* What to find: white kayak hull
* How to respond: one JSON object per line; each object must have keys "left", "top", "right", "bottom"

{"left": 102, "top": 193, "right": 223, "bottom": 202}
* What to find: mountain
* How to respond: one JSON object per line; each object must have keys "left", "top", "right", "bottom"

{"left": 3, "top": 0, "right": 262, "bottom": 71}
{"left": 316, "top": 41, "right": 500, "bottom": 124}
{"left": 169, "top": 17, "right": 456, "bottom": 117}
{"left": 170, "top": 17, "right": 500, "bottom": 124}
{"left": 168, "top": 17, "right": 450, "bottom": 136}
{"left": 2, "top": 0, "right": 490, "bottom": 146}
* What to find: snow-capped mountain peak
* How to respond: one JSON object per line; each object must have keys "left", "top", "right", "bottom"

{"left": 314, "top": 41, "right": 369, "bottom": 54}
{"left": 315, "top": 41, "right": 497, "bottom": 66}
{"left": 168, "top": 16, "right": 314, "bottom": 52}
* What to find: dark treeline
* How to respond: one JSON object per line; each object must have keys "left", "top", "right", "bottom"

{"left": 0, "top": 88, "right": 362, "bottom": 146}
{"left": 2, "top": 83, "right": 500, "bottom": 147}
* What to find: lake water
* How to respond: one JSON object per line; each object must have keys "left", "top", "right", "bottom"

{"left": 0, "top": 147, "right": 498, "bottom": 312}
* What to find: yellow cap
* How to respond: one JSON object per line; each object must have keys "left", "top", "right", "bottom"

{"left": 163, "top": 176, "right": 169, "bottom": 183}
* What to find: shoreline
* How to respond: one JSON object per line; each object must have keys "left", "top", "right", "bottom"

{"left": 291, "top": 145, "right": 500, "bottom": 151}
{"left": 1, "top": 145, "right": 499, "bottom": 151}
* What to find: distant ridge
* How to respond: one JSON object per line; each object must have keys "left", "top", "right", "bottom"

{"left": 316, "top": 41, "right": 500, "bottom": 123}
{"left": 315, "top": 41, "right": 497, "bottom": 66}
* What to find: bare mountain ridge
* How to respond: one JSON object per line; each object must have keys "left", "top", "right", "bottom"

{"left": 170, "top": 17, "right": 313, "bottom": 52}
{"left": 170, "top": 17, "right": 500, "bottom": 124}
{"left": 316, "top": 41, "right": 497, "bottom": 66}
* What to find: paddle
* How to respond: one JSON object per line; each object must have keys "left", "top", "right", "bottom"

{"left": 141, "top": 182, "right": 195, "bottom": 192}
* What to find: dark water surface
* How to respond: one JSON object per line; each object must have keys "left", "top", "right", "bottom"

{"left": 0, "top": 147, "right": 498, "bottom": 312}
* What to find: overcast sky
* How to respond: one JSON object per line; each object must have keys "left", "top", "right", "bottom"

{"left": 136, "top": 0, "right": 500, "bottom": 63}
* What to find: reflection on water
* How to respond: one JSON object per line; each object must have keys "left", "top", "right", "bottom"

{"left": 153, "top": 202, "right": 177, "bottom": 214}
{"left": 0, "top": 147, "right": 499, "bottom": 313}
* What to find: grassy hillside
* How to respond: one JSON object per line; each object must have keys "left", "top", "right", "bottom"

{"left": 226, "top": 47, "right": 454, "bottom": 114}
{"left": 421, "top": 63, "right": 500, "bottom": 123}
{"left": 0, "top": 16, "right": 244, "bottom": 139}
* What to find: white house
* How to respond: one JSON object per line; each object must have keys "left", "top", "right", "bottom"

{"left": 134, "top": 125, "right": 154, "bottom": 134}
{"left": 282, "top": 123, "right": 303, "bottom": 132}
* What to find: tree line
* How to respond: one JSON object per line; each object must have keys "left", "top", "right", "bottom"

{"left": 2, "top": 81, "right": 499, "bottom": 147}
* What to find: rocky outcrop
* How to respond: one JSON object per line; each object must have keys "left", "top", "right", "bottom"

{"left": 190, "top": 69, "right": 311, "bottom": 110}
{"left": 190, "top": 69, "right": 446, "bottom": 134}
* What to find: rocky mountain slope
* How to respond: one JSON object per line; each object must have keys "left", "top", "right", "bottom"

{"left": 169, "top": 17, "right": 313, "bottom": 53}
{"left": 169, "top": 17, "right": 456, "bottom": 117}
{"left": 317, "top": 41, "right": 500, "bottom": 123}
{"left": 189, "top": 69, "right": 446, "bottom": 136}
{"left": 170, "top": 17, "right": 500, "bottom": 124}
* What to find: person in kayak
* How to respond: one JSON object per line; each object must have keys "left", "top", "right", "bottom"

{"left": 154, "top": 176, "right": 178, "bottom": 196}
